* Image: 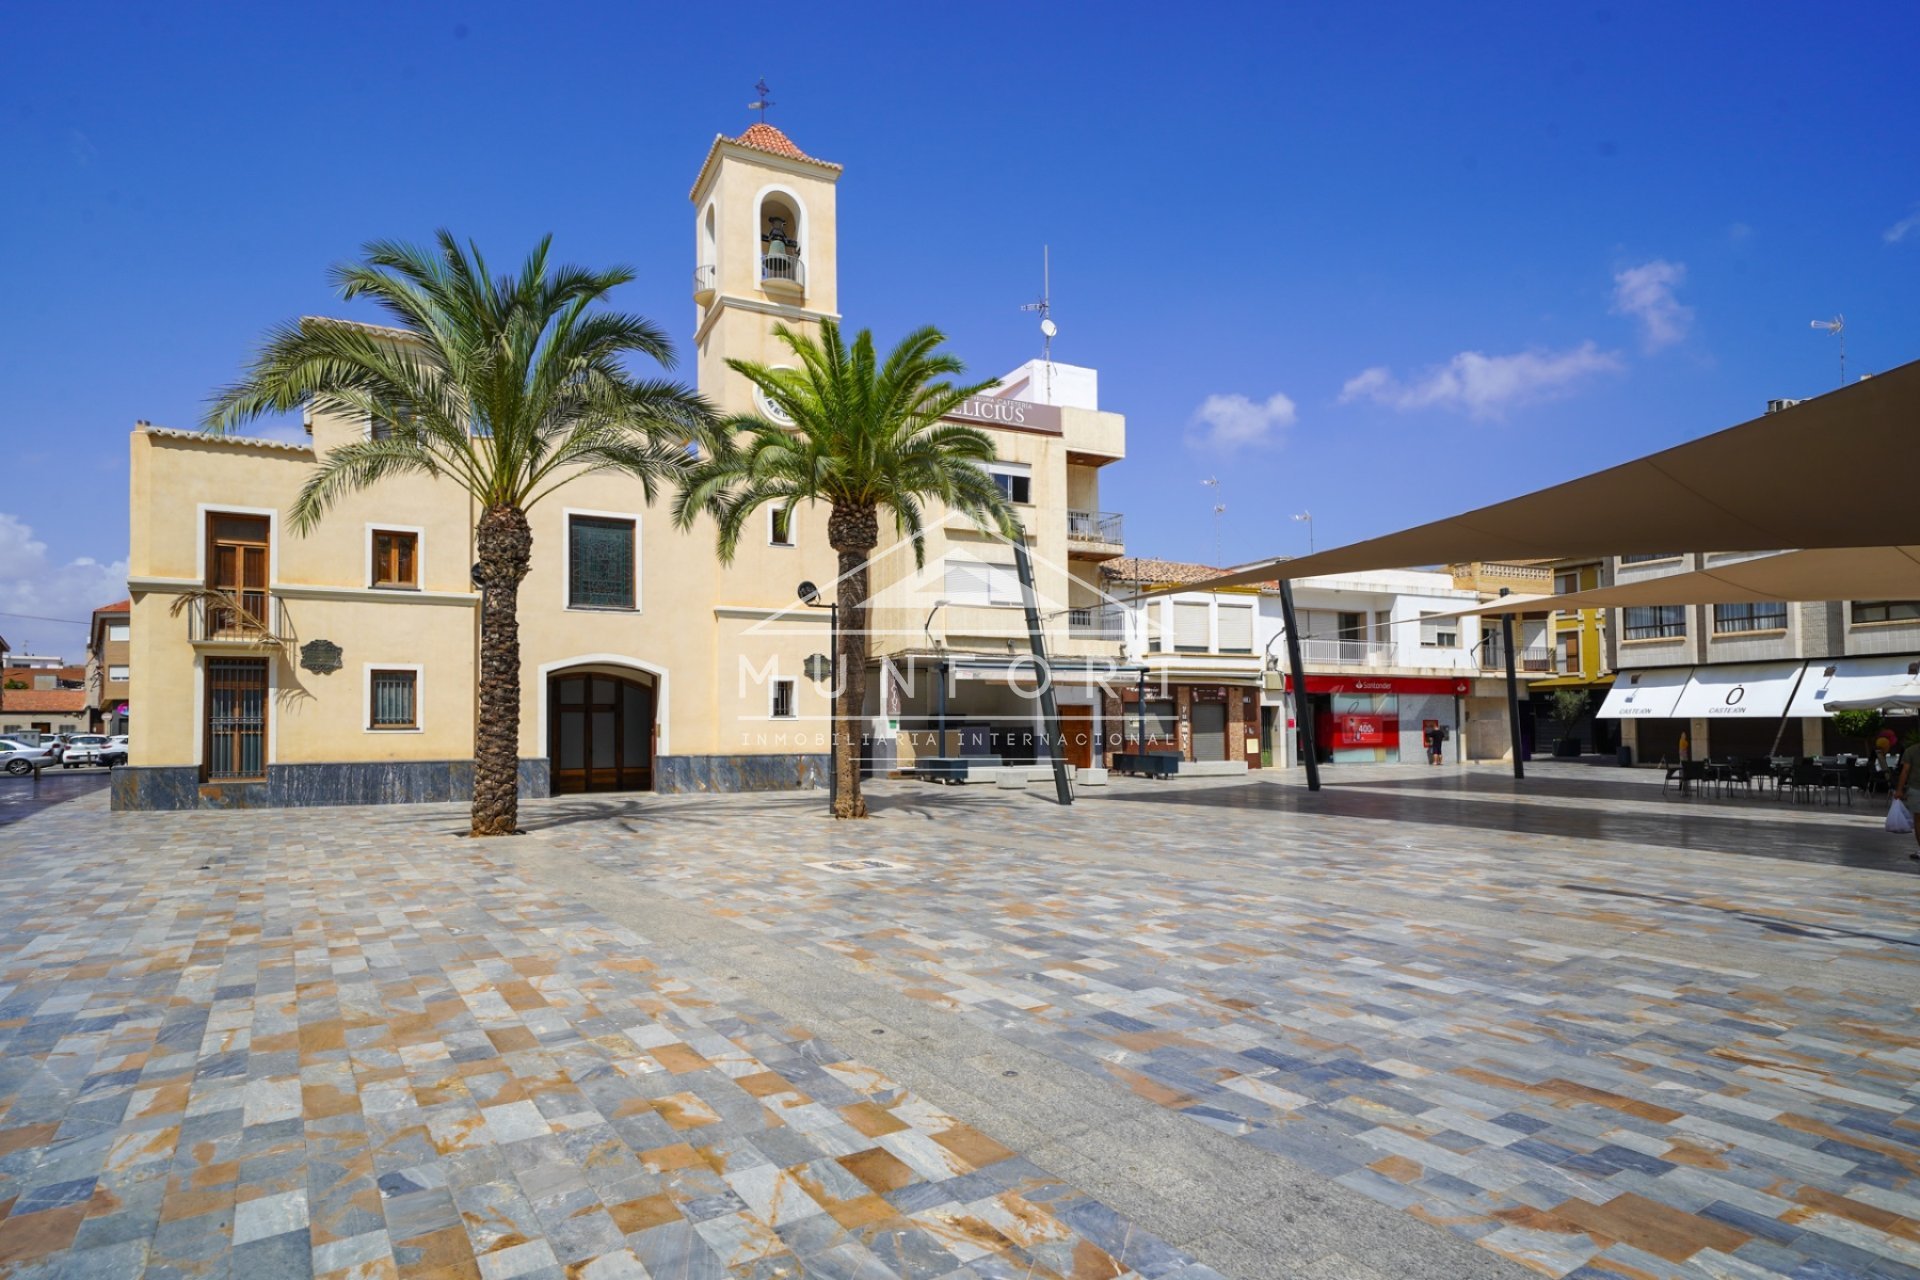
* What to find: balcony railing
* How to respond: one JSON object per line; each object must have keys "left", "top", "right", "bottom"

{"left": 1479, "top": 642, "right": 1555, "bottom": 673}
{"left": 1068, "top": 605, "right": 1127, "bottom": 639}
{"left": 1302, "top": 637, "right": 1394, "bottom": 666}
{"left": 692, "top": 264, "right": 716, "bottom": 301}
{"left": 759, "top": 254, "right": 805, "bottom": 292}
{"left": 1066, "top": 509, "right": 1124, "bottom": 546}
{"left": 186, "top": 592, "right": 289, "bottom": 644}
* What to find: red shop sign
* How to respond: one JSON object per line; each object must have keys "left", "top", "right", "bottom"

{"left": 1286, "top": 675, "right": 1468, "bottom": 696}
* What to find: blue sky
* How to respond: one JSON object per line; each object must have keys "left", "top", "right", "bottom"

{"left": 2, "top": 1, "right": 1916, "bottom": 657}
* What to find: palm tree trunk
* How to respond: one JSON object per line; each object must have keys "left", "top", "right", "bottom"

{"left": 472, "top": 504, "right": 532, "bottom": 835}
{"left": 828, "top": 503, "right": 878, "bottom": 819}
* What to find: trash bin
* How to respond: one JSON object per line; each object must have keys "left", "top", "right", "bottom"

{"left": 1616, "top": 745, "right": 1633, "bottom": 768}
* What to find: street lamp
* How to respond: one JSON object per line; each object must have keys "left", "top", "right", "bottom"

{"left": 797, "top": 581, "right": 838, "bottom": 814}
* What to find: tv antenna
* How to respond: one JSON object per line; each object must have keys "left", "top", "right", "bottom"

{"left": 748, "top": 78, "right": 774, "bottom": 121}
{"left": 1018, "top": 246, "right": 1057, "bottom": 399}
{"left": 1293, "top": 510, "right": 1315, "bottom": 553}
{"left": 1203, "top": 477, "right": 1226, "bottom": 564}
{"left": 1809, "top": 314, "right": 1845, "bottom": 386}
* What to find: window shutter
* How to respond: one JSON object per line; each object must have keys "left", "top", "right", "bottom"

{"left": 1218, "top": 605, "right": 1253, "bottom": 652}
{"left": 944, "top": 560, "right": 990, "bottom": 604}
{"left": 989, "top": 564, "right": 1025, "bottom": 606}
{"left": 1173, "top": 602, "right": 1210, "bottom": 649}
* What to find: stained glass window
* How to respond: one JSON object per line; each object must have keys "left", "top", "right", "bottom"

{"left": 569, "top": 516, "right": 636, "bottom": 609}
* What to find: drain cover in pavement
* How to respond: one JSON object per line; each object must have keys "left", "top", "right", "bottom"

{"left": 807, "top": 857, "right": 906, "bottom": 873}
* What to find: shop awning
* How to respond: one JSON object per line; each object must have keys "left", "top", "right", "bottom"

{"left": 1787, "top": 655, "right": 1920, "bottom": 718}
{"left": 1472, "top": 546, "right": 1920, "bottom": 615}
{"left": 1669, "top": 660, "right": 1805, "bottom": 721}
{"left": 1185, "top": 360, "right": 1920, "bottom": 592}
{"left": 1828, "top": 678, "right": 1920, "bottom": 711}
{"left": 1595, "top": 667, "right": 1692, "bottom": 719}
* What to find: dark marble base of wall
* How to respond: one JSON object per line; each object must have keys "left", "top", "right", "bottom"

{"left": 654, "top": 753, "right": 829, "bottom": 794}
{"left": 112, "top": 759, "right": 552, "bottom": 811}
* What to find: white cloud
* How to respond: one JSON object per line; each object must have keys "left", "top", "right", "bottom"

{"left": 1184, "top": 392, "right": 1296, "bottom": 452}
{"left": 0, "top": 513, "right": 129, "bottom": 661}
{"left": 1339, "top": 342, "right": 1622, "bottom": 419}
{"left": 1611, "top": 260, "right": 1692, "bottom": 350}
{"left": 1885, "top": 204, "right": 1920, "bottom": 244}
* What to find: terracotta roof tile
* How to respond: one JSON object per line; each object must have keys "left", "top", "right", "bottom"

{"left": 0, "top": 688, "right": 86, "bottom": 715}
{"left": 732, "top": 124, "right": 840, "bottom": 170}
{"left": 94, "top": 599, "right": 131, "bottom": 616}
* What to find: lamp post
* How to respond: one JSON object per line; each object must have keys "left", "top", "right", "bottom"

{"left": 797, "top": 581, "right": 838, "bottom": 813}
{"left": 1499, "top": 587, "right": 1525, "bottom": 781}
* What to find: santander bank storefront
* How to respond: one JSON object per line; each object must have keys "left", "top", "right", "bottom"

{"left": 1284, "top": 674, "right": 1470, "bottom": 765}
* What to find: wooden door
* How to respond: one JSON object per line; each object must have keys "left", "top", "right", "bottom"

{"left": 207, "top": 514, "right": 269, "bottom": 635}
{"left": 1058, "top": 706, "right": 1094, "bottom": 770}
{"left": 549, "top": 674, "right": 653, "bottom": 794}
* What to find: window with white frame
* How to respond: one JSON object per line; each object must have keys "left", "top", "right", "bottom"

{"left": 1218, "top": 604, "right": 1254, "bottom": 653}
{"left": 107, "top": 624, "right": 129, "bottom": 642}
{"left": 109, "top": 665, "right": 129, "bottom": 682}
{"left": 1173, "top": 601, "right": 1210, "bottom": 651}
{"left": 943, "top": 558, "right": 1021, "bottom": 606}
{"left": 770, "top": 678, "right": 796, "bottom": 719}
{"left": 1419, "top": 612, "right": 1458, "bottom": 647}
{"left": 985, "top": 462, "right": 1032, "bottom": 506}
{"left": 769, "top": 507, "right": 794, "bottom": 546}
{"left": 368, "top": 669, "right": 418, "bottom": 730}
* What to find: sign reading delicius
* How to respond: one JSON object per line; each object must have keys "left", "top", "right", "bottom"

{"left": 944, "top": 396, "right": 1062, "bottom": 434}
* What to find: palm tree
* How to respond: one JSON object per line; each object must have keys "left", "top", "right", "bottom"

{"left": 675, "top": 319, "right": 1013, "bottom": 818}
{"left": 206, "top": 232, "right": 713, "bottom": 836}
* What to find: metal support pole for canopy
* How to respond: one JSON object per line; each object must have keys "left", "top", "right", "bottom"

{"left": 1500, "top": 588, "right": 1524, "bottom": 780}
{"left": 1278, "top": 579, "right": 1321, "bottom": 792}
{"left": 1012, "top": 534, "right": 1073, "bottom": 806}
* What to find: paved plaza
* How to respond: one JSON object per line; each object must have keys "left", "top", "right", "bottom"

{"left": 0, "top": 764, "right": 1914, "bottom": 1279}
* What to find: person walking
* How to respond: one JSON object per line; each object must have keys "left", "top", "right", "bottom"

{"left": 1896, "top": 737, "right": 1920, "bottom": 861}
{"left": 1677, "top": 727, "right": 1692, "bottom": 795}
{"left": 1424, "top": 721, "right": 1446, "bottom": 766}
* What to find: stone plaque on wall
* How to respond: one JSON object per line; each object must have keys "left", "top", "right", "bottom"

{"left": 300, "top": 639, "right": 343, "bottom": 674}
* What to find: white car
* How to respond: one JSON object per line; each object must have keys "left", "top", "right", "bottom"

{"left": 99, "top": 736, "right": 130, "bottom": 768}
{"left": 60, "top": 734, "right": 115, "bottom": 768}
{"left": 1, "top": 739, "right": 57, "bottom": 776}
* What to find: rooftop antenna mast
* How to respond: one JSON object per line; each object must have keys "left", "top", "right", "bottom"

{"left": 1810, "top": 314, "right": 1845, "bottom": 387}
{"left": 1202, "top": 476, "right": 1226, "bottom": 565}
{"left": 748, "top": 77, "right": 774, "bottom": 121}
{"left": 1018, "top": 246, "right": 1056, "bottom": 401}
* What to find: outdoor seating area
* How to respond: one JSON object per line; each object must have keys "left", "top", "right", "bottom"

{"left": 1659, "top": 753, "right": 1892, "bottom": 804}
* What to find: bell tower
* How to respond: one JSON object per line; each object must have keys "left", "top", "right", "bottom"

{"left": 688, "top": 120, "right": 842, "bottom": 417}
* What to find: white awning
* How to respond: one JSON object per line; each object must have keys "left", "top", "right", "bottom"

{"left": 1670, "top": 661, "right": 1805, "bottom": 720}
{"left": 1788, "top": 655, "right": 1920, "bottom": 718}
{"left": 1595, "top": 667, "right": 1692, "bottom": 719}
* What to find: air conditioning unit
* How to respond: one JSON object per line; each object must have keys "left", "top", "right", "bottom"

{"left": 1764, "top": 398, "right": 1803, "bottom": 415}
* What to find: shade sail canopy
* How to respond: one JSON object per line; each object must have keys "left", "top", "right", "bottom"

{"left": 1471, "top": 546, "right": 1920, "bottom": 615}
{"left": 1194, "top": 359, "right": 1920, "bottom": 592}
{"left": 1826, "top": 678, "right": 1920, "bottom": 711}
{"left": 1670, "top": 661, "right": 1804, "bottom": 720}
{"left": 1595, "top": 667, "right": 1692, "bottom": 719}
{"left": 1788, "top": 655, "right": 1920, "bottom": 717}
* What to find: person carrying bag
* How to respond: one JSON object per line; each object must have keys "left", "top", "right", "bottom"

{"left": 1895, "top": 740, "right": 1920, "bottom": 853}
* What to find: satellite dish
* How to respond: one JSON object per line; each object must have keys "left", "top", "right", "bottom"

{"left": 1039, "top": 318, "right": 1058, "bottom": 339}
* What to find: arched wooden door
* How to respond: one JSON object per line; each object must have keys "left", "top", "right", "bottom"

{"left": 549, "top": 672, "right": 654, "bottom": 794}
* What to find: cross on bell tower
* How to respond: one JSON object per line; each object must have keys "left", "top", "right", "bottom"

{"left": 748, "top": 78, "right": 773, "bottom": 121}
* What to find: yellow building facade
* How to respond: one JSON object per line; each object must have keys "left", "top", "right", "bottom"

{"left": 116, "top": 122, "right": 1126, "bottom": 809}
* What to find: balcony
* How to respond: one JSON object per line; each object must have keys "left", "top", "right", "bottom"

{"left": 692, "top": 264, "right": 716, "bottom": 304}
{"left": 1301, "top": 637, "right": 1394, "bottom": 667}
{"left": 1066, "top": 509, "right": 1124, "bottom": 559}
{"left": 186, "top": 592, "right": 290, "bottom": 646}
{"left": 759, "top": 254, "right": 805, "bottom": 298}
{"left": 1480, "top": 642, "right": 1556, "bottom": 674}
{"left": 1068, "top": 605, "right": 1127, "bottom": 640}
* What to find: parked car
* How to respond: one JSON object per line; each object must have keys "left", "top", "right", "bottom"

{"left": 1, "top": 740, "right": 57, "bottom": 776}
{"left": 61, "top": 734, "right": 115, "bottom": 767}
{"left": 99, "top": 736, "right": 130, "bottom": 768}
